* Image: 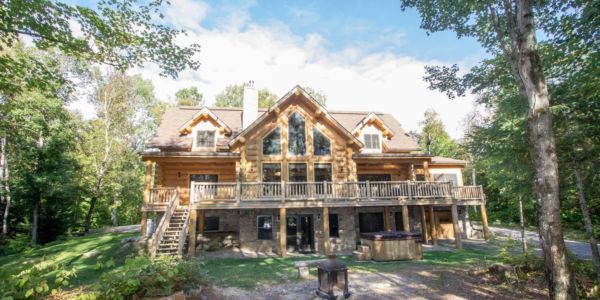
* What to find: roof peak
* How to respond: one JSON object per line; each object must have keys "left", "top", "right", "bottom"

{"left": 175, "top": 105, "right": 384, "bottom": 115}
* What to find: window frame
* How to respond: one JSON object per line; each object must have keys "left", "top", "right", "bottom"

{"left": 195, "top": 130, "right": 216, "bottom": 149}
{"left": 262, "top": 126, "right": 282, "bottom": 156}
{"left": 261, "top": 162, "right": 282, "bottom": 182}
{"left": 363, "top": 133, "right": 381, "bottom": 150}
{"left": 287, "top": 111, "right": 307, "bottom": 156}
{"left": 312, "top": 126, "right": 331, "bottom": 156}
{"left": 329, "top": 214, "right": 340, "bottom": 237}
{"left": 288, "top": 162, "right": 308, "bottom": 182}
{"left": 257, "top": 215, "right": 273, "bottom": 240}
{"left": 204, "top": 216, "right": 219, "bottom": 232}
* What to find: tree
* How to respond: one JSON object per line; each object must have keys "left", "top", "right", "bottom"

{"left": 416, "top": 109, "right": 459, "bottom": 157}
{"left": 214, "top": 84, "right": 278, "bottom": 108}
{"left": 0, "top": 0, "right": 200, "bottom": 96}
{"left": 175, "top": 87, "right": 204, "bottom": 106}
{"left": 400, "top": 1, "right": 578, "bottom": 297}
{"left": 302, "top": 86, "right": 327, "bottom": 107}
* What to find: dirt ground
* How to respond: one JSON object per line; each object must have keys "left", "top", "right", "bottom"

{"left": 200, "top": 264, "right": 547, "bottom": 300}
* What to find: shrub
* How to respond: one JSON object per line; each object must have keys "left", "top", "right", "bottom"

{"left": 0, "top": 256, "right": 76, "bottom": 299}
{"left": 82, "top": 256, "right": 205, "bottom": 300}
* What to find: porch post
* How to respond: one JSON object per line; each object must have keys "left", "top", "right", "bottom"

{"left": 402, "top": 205, "right": 410, "bottom": 232}
{"left": 279, "top": 207, "right": 287, "bottom": 257}
{"left": 428, "top": 206, "right": 437, "bottom": 245}
{"left": 383, "top": 207, "right": 392, "bottom": 231}
{"left": 419, "top": 206, "right": 428, "bottom": 243}
{"left": 188, "top": 209, "right": 197, "bottom": 256}
{"left": 323, "top": 207, "right": 330, "bottom": 255}
{"left": 141, "top": 160, "right": 153, "bottom": 237}
{"left": 480, "top": 204, "right": 490, "bottom": 240}
{"left": 451, "top": 204, "right": 463, "bottom": 249}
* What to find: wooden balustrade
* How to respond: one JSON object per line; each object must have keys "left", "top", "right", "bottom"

{"left": 149, "top": 187, "right": 177, "bottom": 204}
{"left": 185, "top": 181, "right": 483, "bottom": 205}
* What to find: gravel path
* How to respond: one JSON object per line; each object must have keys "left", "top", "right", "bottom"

{"left": 489, "top": 226, "right": 598, "bottom": 260}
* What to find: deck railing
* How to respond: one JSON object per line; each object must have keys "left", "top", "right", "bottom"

{"left": 149, "top": 187, "right": 178, "bottom": 205}
{"left": 188, "top": 181, "right": 479, "bottom": 204}
{"left": 150, "top": 188, "right": 179, "bottom": 257}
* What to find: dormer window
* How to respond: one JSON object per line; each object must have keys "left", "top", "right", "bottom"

{"left": 196, "top": 130, "right": 215, "bottom": 148}
{"left": 363, "top": 134, "right": 380, "bottom": 150}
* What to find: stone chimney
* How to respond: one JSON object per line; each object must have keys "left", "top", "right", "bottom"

{"left": 242, "top": 80, "right": 258, "bottom": 129}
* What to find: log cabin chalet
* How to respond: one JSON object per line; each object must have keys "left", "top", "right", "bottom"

{"left": 141, "top": 84, "right": 490, "bottom": 257}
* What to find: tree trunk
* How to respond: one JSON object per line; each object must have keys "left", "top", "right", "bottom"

{"left": 31, "top": 198, "right": 39, "bottom": 244}
{"left": 110, "top": 194, "right": 118, "bottom": 227}
{"left": 1, "top": 135, "right": 10, "bottom": 237}
{"left": 573, "top": 164, "right": 600, "bottom": 284}
{"left": 84, "top": 195, "right": 98, "bottom": 233}
{"left": 516, "top": 1, "right": 577, "bottom": 298}
{"left": 519, "top": 196, "right": 528, "bottom": 253}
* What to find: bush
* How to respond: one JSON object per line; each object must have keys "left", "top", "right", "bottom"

{"left": 81, "top": 256, "right": 205, "bottom": 300}
{"left": 0, "top": 256, "right": 76, "bottom": 299}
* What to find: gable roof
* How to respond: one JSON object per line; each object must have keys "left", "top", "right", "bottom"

{"left": 147, "top": 86, "right": 421, "bottom": 152}
{"left": 228, "top": 85, "right": 363, "bottom": 149}
{"left": 351, "top": 112, "right": 395, "bottom": 139}
{"left": 178, "top": 107, "right": 232, "bottom": 135}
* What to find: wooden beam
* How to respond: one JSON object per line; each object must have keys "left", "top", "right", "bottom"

{"left": 428, "top": 206, "right": 437, "bottom": 245}
{"left": 451, "top": 204, "right": 463, "bottom": 249}
{"left": 480, "top": 204, "right": 490, "bottom": 241}
{"left": 423, "top": 161, "right": 432, "bottom": 181}
{"left": 279, "top": 208, "right": 287, "bottom": 257}
{"left": 141, "top": 160, "right": 153, "bottom": 237}
{"left": 188, "top": 209, "right": 197, "bottom": 256}
{"left": 419, "top": 206, "right": 428, "bottom": 244}
{"left": 402, "top": 205, "right": 410, "bottom": 232}
{"left": 198, "top": 209, "right": 205, "bottom": 235}
{"left": 323, "top": 207, "right": 330, "bottom": 255}
{"left": 383, "top": 207, "right": 392, "bottom": 231}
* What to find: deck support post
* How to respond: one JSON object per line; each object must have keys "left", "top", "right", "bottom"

{"left": 141, "top": 160, "right": 153, "bottom": 237}
{"left": 279, "top": 208, "right": 286, "bottom": 257}
{"left": 188, "top": 209, "right": 197, "bottom": 256}
{"left": 198, "top": 209, "right": 205, "bottom": 235}
{"left": 323, "top": 207, "right": 330, "bottom": 255}
{"left": 419, "top": 206, "right": 428, "bottom": 243}
{"left": 402, "top": 205, "right": 410, "bottom": 232}
{"left": 383, "top": 207, "right": 392, "bottom": 231}
{"left": 451, "top": 204, "right": 463, "bottom": 249}
{"left": 428, "top": 206, "right": 437, "bottom": 245}
{"left": 480, "top": 204, "right": 490, "bottom": 240}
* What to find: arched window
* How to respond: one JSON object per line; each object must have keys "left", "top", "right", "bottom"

{"left": 288, "top": 112, "right": 306, "bottom": 155}
{"left": 313, "top": 127, "right": 330, "bottom": 156}
{"left": 262, "top": 127, "right": 281, "bottom": 155}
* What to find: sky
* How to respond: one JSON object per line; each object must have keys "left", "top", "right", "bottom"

{"left": 72, "top": 0, "right": 487, "bottom": 138}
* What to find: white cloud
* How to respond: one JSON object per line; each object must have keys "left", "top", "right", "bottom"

{"left": 124, "top": 0, "right": 476, "bottom": 138}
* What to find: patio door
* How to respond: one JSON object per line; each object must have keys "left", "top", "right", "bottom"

{"left": 190, "top": 174, "right": 218, "bottom": 202}
{"left": 286, "top": 214, "right": 314, "bottom": 253}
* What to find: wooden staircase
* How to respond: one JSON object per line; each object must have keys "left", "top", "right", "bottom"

{"left": 156, "top": 207, "right": 190, "bottom": 256}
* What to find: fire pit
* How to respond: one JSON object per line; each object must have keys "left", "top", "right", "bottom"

{"left": 315, "top": 255, "right": 350, "bottom": 300}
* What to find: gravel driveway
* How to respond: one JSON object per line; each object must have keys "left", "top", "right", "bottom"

{"left": 489, "top": 226, "right": 598, "bottom": 260}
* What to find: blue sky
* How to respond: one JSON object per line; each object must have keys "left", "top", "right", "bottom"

{"left": 71, "top": 0, "right": 487, "bottom": 138}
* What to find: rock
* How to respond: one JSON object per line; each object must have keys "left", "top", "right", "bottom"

{"left": 82, "top": 250, "right": 101, "bottom": 258}
{"left": 488, "top": 263, "right": 516, "bottom": 280}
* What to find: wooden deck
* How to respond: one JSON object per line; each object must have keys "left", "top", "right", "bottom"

{"left": 143, "top": 181, "right": 485, "bottom": 211}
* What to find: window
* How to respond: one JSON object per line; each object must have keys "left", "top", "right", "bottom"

{"left": 329, "top": 214, "right": 339, "bottom": 237}
{"left": 288, "top": 163, "right": 307, "bottom": 182}
{"left": 313, "top": 127, "right": 330, "bottom": 156}
{"left": 434, "top": 174, "right": 459, "bottom": 186}
{"left": 288, "top": 112, "right": 306, "bottom": 155}
{"left": 416, "top": 174, "right": 427, "bottom": 181}
{"left": 358, "top": 174, "right": 391, "bottom": 182}
{"left": 262, "top": 163, "right": 281, "bottom": 182}
{"left": 196, "top": 130, "right": 215, "bottom": 148}
{"left": 363, "top": 134, "right": 380, "bottom": 150}
{"left": 314, "top": 164, "right": 332, "bottom": 182}
{"left": 205, "top": 216, "right": 219, "bottom": 231}
{"left": 262, "top": 127, "right": 281, "bottom": 155}
{"left": 257, "top": 215, "right": 273, "bottom": 240}
{"left": 358, "top": 213, "right": 384, "bottom": 233}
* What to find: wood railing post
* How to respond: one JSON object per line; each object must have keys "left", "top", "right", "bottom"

{"left": 407, "top": 181, "right": 413, "bottom": 201}
{"left": 428, "top": 205, "right": 437, "bottom": 245}
{"left": 451, "top": 204, "right": 463, "bottom": 249}
{"left": 236, "top": 181, "right": 241, "bottom": 204}
{"left": 402, "top": 205, "right": 410, "bottom": 232}
{"left": 419, "top": 206, "right": 428, "bottom": 244}
{"left": 323, "top": 207, "right": 330, "bottom": 255}
{"left": 279, "top": 207, "right": 287, "bottom": 257}
{"left": 366, "top": 181, "right": 371, "bottom": 199}
{"left": 480, "top": 203, "right": 490, "bottom": 240}
{"left": 188, "top": 209, "right": 197, "bottom": 256}
{"left": 281, "top": 181, "right": 286, "bottom": 203}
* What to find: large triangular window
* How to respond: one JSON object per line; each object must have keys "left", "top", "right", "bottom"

{"left": 313, "top": 127, "right": 331, "bottom": 156}
{"left": 288, "top": 112, "right": 306, "bottom": 155}
{"left": 262, "top": 127, "right": 281, "bottom": 155}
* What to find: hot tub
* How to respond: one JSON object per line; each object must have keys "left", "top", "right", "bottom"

{"left": 359, "top": 231, "right": 423, "bottom": 261}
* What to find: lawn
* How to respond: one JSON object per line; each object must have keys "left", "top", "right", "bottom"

{"left": 202, "top": 247, "right": 498, "bottom": 289}
{"left": 0, "top": 231, "right": 138, "bottom": 288}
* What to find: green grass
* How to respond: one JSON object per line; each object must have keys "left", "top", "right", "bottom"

{"left": 203, "top": 248, "right": 500, "bottom": 289}
{"left": 0, "top": 231, "right": 138, "bottom": 288}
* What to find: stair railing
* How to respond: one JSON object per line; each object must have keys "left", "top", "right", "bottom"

{"left": 177, "top": 200, "right": 193, "bottom": 258}
{"left": 150, "top": 187, "right": 180, "bottom": 258}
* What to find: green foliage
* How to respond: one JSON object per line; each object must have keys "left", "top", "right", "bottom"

{"left": 175, "top": 87, "right": 204, "bottom": 106}
{"left": 214, "top": 84, "right": 278, "bottom": 108}
{"left": 414, "top": 109, "right": 462, "bottom": 158}
{"left": 83, "top": 256, "right": 204, "bottom": 300}
{"left": 0, "top": 0, "right": 200, "bottom": 95}
{"left": 0, "top": 256, "right": 76, "bottom": 299}
{"left": 302, "top": 86, "right": 327, "bottom": 107}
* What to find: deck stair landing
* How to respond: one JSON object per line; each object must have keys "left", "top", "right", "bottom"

{"left": 156, "top": 208, "right": 189, "bottom": 256}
